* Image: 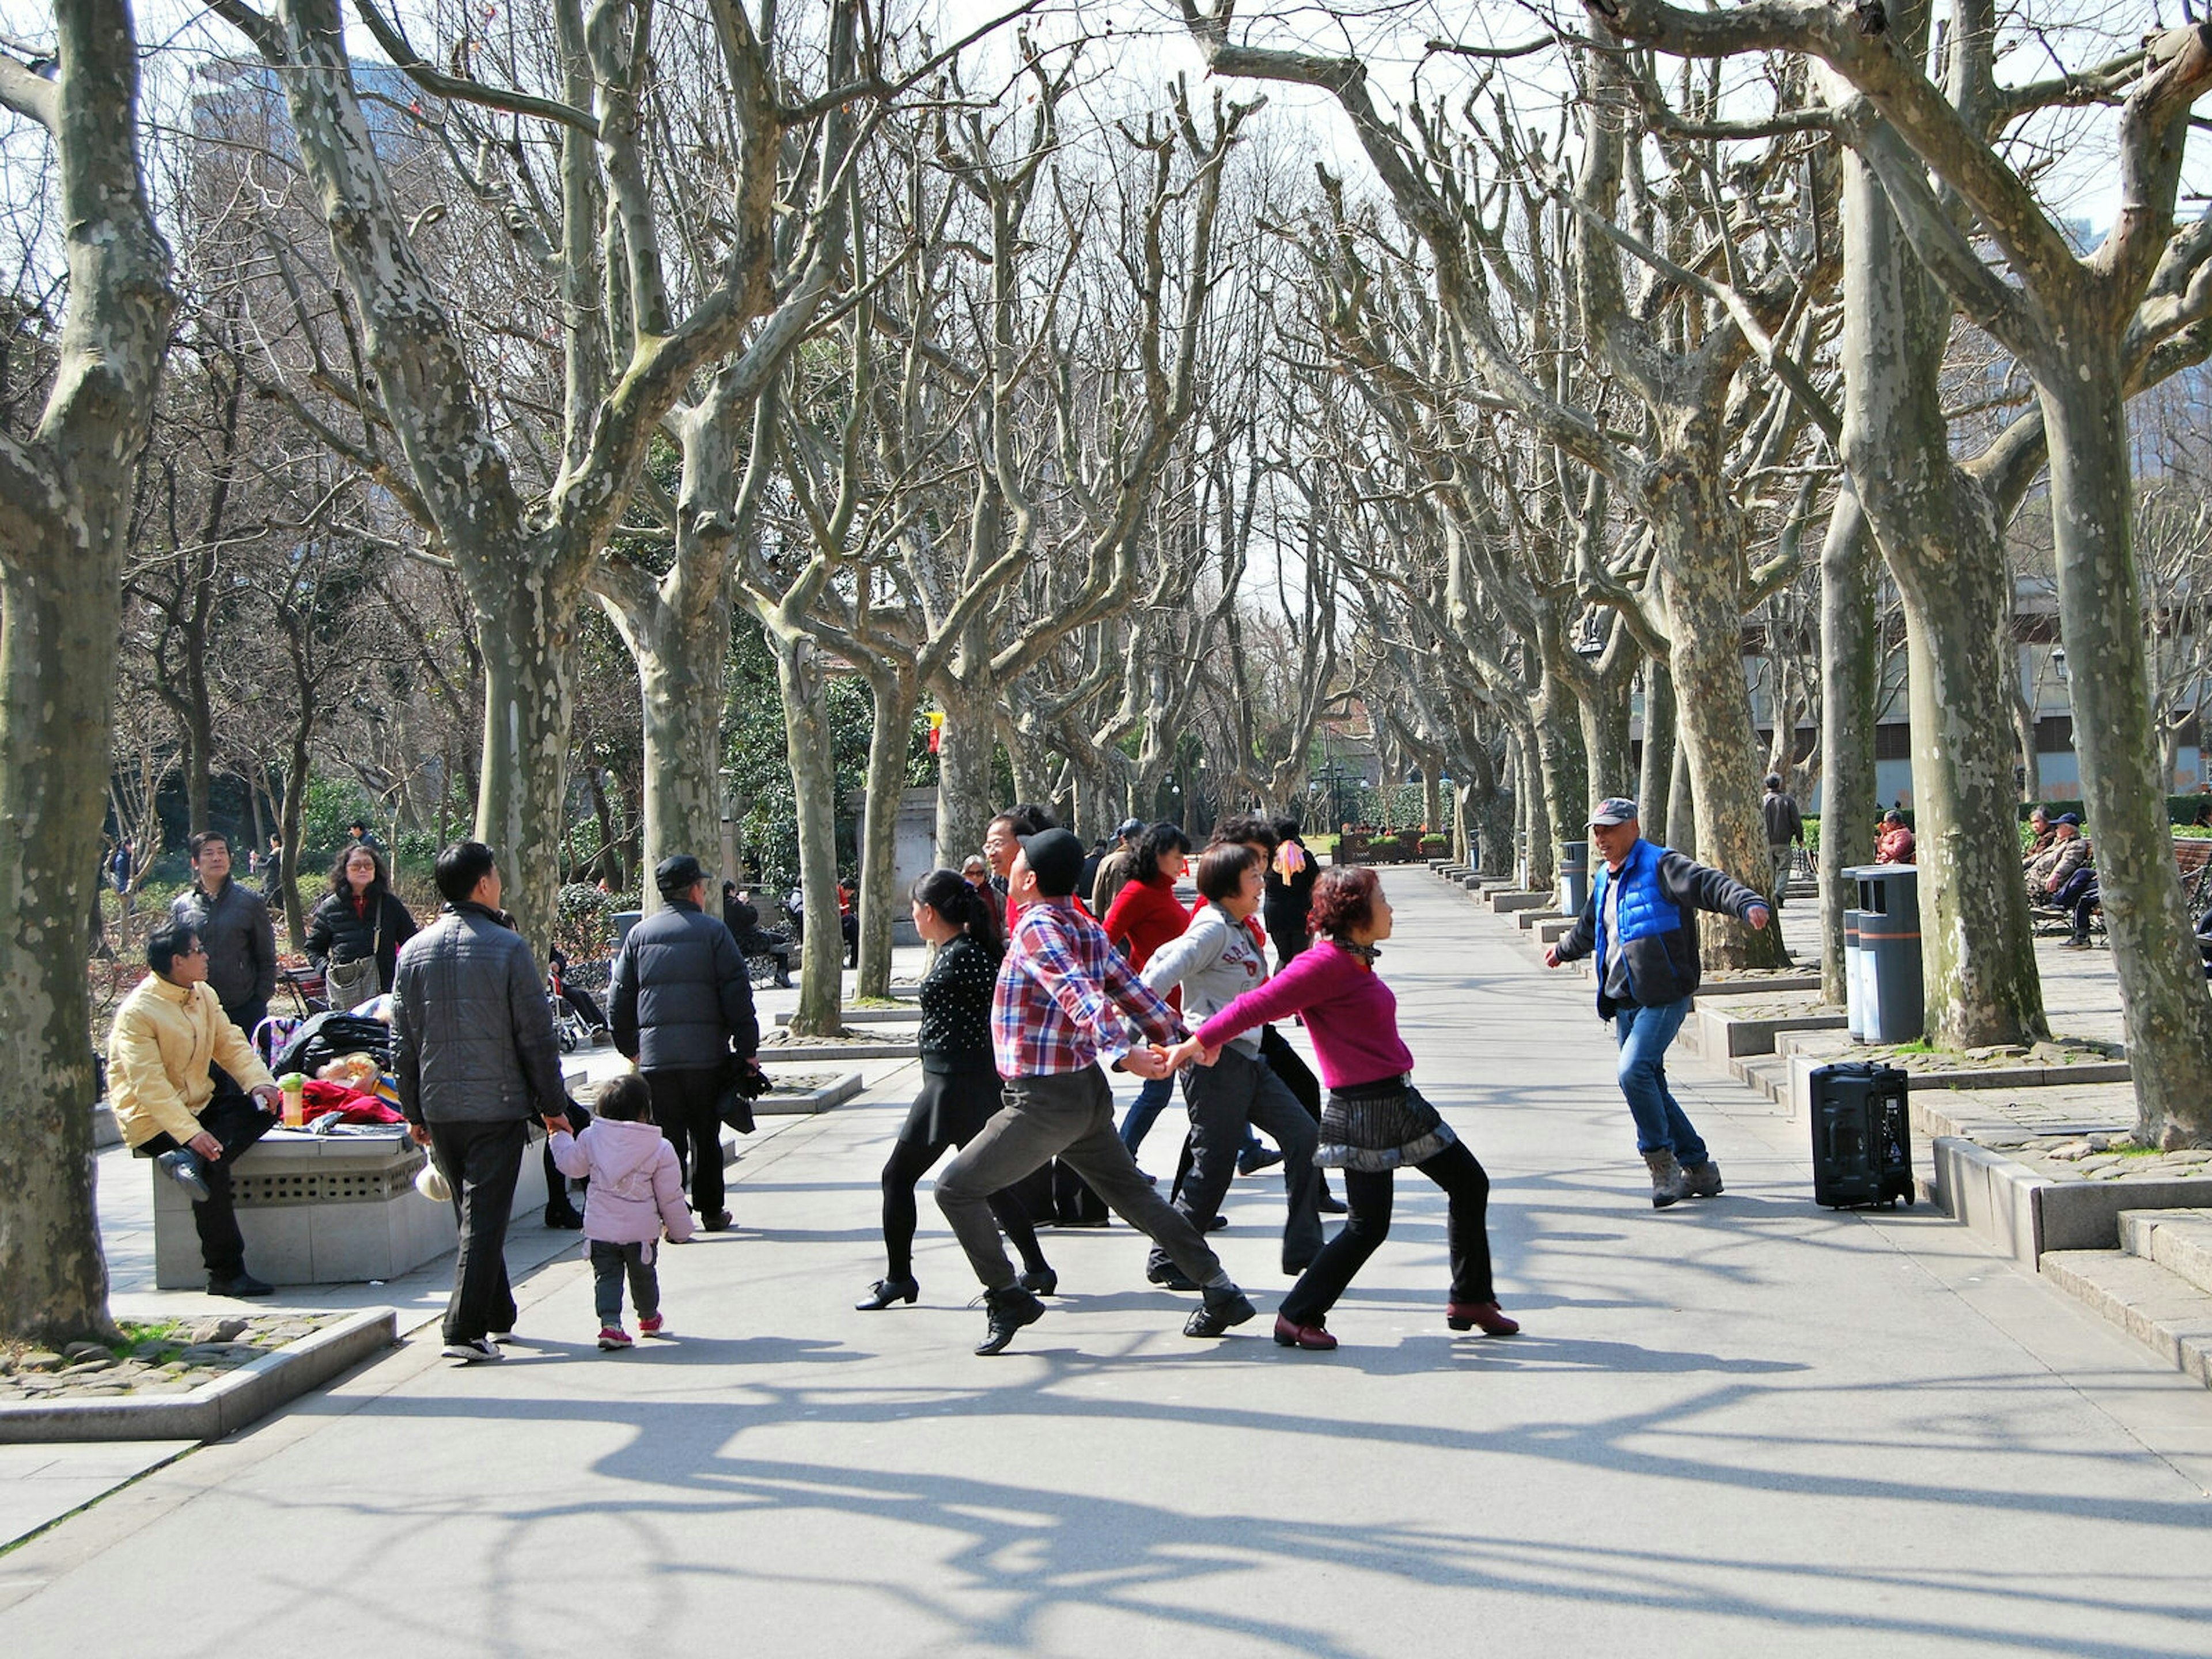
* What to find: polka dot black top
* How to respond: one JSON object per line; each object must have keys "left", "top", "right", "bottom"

{"left": 918, "top": 934, "right": 999, "bottom": 1065}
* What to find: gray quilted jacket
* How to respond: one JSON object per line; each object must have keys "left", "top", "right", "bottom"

{"left": 392, "top": 902, "right": 566, "bottom": 1124}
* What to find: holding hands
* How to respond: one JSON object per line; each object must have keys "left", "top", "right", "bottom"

{"left": 1160, "top": 1035, "right": 1221, "bottom": 1071}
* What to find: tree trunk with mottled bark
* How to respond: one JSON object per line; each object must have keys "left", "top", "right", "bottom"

{"left": 1818, "top": 487, "right": 1881, "bottom": 1005}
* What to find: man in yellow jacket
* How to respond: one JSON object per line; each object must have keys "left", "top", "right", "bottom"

{"left": 109, "top": 922, "right": 285, "bottom": 1297}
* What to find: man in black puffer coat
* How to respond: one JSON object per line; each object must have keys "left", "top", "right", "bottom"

{"left": 611, "top": 855, "right": 760, "bottom": 1230}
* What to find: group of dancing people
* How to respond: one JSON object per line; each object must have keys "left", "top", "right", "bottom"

{"left": 858, "top": 806, "right": 1517, "bottom": 1357}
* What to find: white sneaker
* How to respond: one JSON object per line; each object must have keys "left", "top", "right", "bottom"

{"left": 441, "top": 1337, "right": 504, "bottom": 1363}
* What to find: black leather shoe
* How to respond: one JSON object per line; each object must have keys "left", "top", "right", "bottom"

{"left": 209, "top": 1271, "right": 274, "bottom": 1298}
{"left": 1237, "top": 1146, "right": 1284, "bottom": 1176}
{"left": 158, "top": 1149, "right": 211, "bottom": 1202}
{"left": 1206, "top": 1213, "right": 1229, "bottom": 1232}
{"left": 1147, "top": 1263, "right": 1200, "bottom": 1292}
{"left": 855, "top": 1276, "right": 919, "bottom": 1310}
{"left": 1184, "top": 1287, "right": 1256, "bottom": 1338}
{"left": 544, "top": 1201, "right": 584, "bottom": 1229}
{"left": 974, "top": 1285, "right": 1045, "bottom": 1355}
{"left": 1017, "top": 1266, "right": 1059, "bottom": 1296}
{"left": 701, "top": 1209, "right": 733, "bottom": 1232}
{"left": 1317, "top": 1188, "right": 1349, "bottom": 1215}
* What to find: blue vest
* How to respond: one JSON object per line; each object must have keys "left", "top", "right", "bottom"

{"left": 1593, "top": 837, "right": 1681, "bottom": 997}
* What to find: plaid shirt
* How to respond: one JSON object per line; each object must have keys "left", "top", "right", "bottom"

{"left": 994, "top": 897, "right": 1185, "bottom": 1078}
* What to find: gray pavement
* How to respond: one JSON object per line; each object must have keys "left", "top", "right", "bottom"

{"left": 3, "top": 872, "right": 2208, "bottom": 1656}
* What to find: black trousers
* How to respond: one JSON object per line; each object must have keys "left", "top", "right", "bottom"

{"left": 880, "top": 1138, "right": 1047, "bottom": 1281}
{"left": 1279, "top": 1139, "right": 1495, "bottom": 1325}
{"left": 427, "top": 1118, "right": 526, "bottom": 1344}
{"left": 1172, "top": 1022, "right": 1327, "bottom": 1194}
{"left": 649, "top": 1066, "right": 728, "bottom": 1216}
{"left": 139, "top": 1084, "right": 274, "bottom": 1280}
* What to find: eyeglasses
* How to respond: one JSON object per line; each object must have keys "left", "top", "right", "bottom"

{"left": 177, "top": 944, "right": 207, "bottom": 956}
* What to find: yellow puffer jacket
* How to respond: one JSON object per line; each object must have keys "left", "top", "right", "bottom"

{"left": 107, "top": 974, "right": 276, "bottom": 1149}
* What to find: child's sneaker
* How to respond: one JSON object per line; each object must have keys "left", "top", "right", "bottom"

{"left": 638, "top": 1313, "right": 667, "bottom": 1338}
{"left": 596, "top": 1326, "right": 633, "bottom": 1350}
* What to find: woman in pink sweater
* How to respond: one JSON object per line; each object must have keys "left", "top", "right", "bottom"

{"left": 1165, "top": 865, "right": 1516, "bottom": 1351}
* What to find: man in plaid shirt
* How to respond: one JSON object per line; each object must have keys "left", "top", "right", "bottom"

{"left": 937, "top": 827, "right": 1256, "bottom": 1355}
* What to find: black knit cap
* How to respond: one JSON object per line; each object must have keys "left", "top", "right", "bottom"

{"left": 655, "top": 854, "right": 707, "bottom": 896}
{"left": 1017, "top": 828, "right": 1086, "bottom": 897}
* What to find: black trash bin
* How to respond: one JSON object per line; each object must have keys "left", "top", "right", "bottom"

{"left": 1809, "top": 1060, "right": 1915, "bottom": 1209}
{"left": 1558, "top": 840, "right": 1590, "bottom": 917}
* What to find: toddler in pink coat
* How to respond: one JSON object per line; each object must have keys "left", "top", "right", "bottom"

{"left": 550, "top": 1074, "right": 695, "bottom": 1349}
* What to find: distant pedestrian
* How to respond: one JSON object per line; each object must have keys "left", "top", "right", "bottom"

{"left": 108, "top": 838, "right": 137, "bottom": 918}
{"left": 1543, "top": 798, "right": 1770, "bottom": 1209}
{"left": 305, "top": 844, "right": 418, "bottom": 1006}
{"left": 610, "top": 854, "right": 760, "bottom": 1232}
{"left": 549, "top": 1073, "right": 693, "bottom": 1350}
{"left": 1090, "top": 816, "right": 1146, "bottom": 917}
{"left": 1263, "top": 815, "right": 1318, "bottom": 965}
{"left": 1762, "top": 774, "right": 1803, "bottom": 909}
{"left": 393, "top": 840, "right": 572, "bottom": 1363}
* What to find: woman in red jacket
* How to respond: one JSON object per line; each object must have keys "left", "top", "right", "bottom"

{"left": 1103, "top": 821, "right": 1192, "bottom": 1164}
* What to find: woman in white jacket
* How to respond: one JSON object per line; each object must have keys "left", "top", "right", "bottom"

{"left": 1139, "top": 843, "right": 1323, "bottom": 1281}
{"left": 550, "top": 1074, "right": 695, "bottom": 1349}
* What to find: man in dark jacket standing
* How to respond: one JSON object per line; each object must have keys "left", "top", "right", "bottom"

{"left": 1544, "top": 798, "right": 1771, "bottom": 1208}
{"left": 611, "top": 855, "right": 759, "bottom": 1232}
{"left": 171, "top": 831, "right": 278, "bottom": 1041}
{"left": 394, "top": 841, "right": 571, "bottom": 1364}
{"left": 1762, "top": 774, "right": 1804, "bottom": 910}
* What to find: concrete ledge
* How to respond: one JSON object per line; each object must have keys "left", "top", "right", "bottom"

{"left": 0, "top": 1307, "right": 396, "bottom": 1444}
{"left": 1487, "top": 891, "right": 1550, "bottom": 913}
{"left": 778, "top": 1007, "right": 922, "bottom": 1027}
{"left": 1533, "top": 918, "right": 1577, "bottom": 945}
{"left": 1694, "top": 1006, "right": 1847, "bottom": 1059}
{"left": 1515, "top": 908, "right": 1566, "bottom": 931}
{"left": 1931, "top": 1135, "right": 2047, "bottom": 1272}
{"left": 1691, "top": 974, "right": 1823, "bottom": 1000}
{"left": 760, "top": 1040, "right": 915, "bottom": 1060}
{"left": 2040, "top": 1174, "right": 2212, "bottom": 1255}
{"left": 2120, "top": 1208, "right": 2212, "bottom": 1298}
{"left": 2039, "top": 1250, "right": 2212, "bottom": 1389}
{"left": 755, "top": 1070, "right": 865, "bottom": 1116}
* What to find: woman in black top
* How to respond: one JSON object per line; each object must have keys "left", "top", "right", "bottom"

{"left": 304, "top": 844, "right": 418, "bottom": 994}
{"left": 1263, "top": 815, "right": 1319, "bottom": 967}
{"left": 855, "top": 870, "right": 1055, "bottom": 1309}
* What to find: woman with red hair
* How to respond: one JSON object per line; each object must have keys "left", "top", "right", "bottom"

{"left": 1164, "top": 866, "right": 1514, "bottom": 1350}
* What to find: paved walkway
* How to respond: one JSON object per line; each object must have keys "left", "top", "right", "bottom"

{"left": 3, "top": 872, "right": 2208, "bottom": 1656}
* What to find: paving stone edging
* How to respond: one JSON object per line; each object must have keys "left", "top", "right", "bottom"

{"left": 0, "top": 1307, "right": 396, "bottom": 1445}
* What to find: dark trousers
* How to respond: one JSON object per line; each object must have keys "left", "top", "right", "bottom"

{"left": 881, "top": 1138, "right": 1047, "bottom": 1281}
{"left": 1266, "top": 919, "right": 1310, "bottom": 969}
{"left": 223, "top": 997, "right": 270, "bottom": 1048}
{"left": 1279, "top": 1140, "right": 1495, "bottom": 1325}
{"left": 1171, "top": 1022, "right": 1328, "bottom": 1196}
{"left": 590, "top": 1239, "right": 660, "bottom": 1327}
{"left": 648, "top": 1066, "right": 728, "bottom": 1217}
{"left": 937, "top": 1066, "right": 1225, "bottom": 1293}
{"left": 427, "top": 1118, "right": 526, "bottom": 1344}
{"left": 1151, "top": 1047, "right": 1323, "bottom": 1277}
{"left": 139, "top": 1084, "right": 274, "bottom": 1279}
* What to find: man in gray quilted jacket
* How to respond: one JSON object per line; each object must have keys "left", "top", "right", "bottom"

{"left": 394, "top": 840, "right": 570, "bottom": 1364}
{"left": 610, "top": 854, "right": 759, "bottom": 1231}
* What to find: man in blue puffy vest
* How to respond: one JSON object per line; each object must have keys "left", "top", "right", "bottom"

{"left": 1544, "top": 798, "right": 1771, "bottom": 1207}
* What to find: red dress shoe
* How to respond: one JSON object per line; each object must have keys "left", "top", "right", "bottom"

{"left": 1446, "top": 1301, "right": 1520, "bottom": 1336}
{"left": 1272, "top": 1313, "right": 1337, "bottom": 1351}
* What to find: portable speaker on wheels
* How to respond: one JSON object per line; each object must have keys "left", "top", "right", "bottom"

{"left": 1809, "top": 1060, "right": 1915, "bottom": 1209}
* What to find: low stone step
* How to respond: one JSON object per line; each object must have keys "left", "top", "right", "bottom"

{"left": 2119, "top": 1207, "right": 2212, "bottom": 1299}
{"left": 779, "top": 1006, "right": 921, "bottom": 1027}
{"left": 1488, "top": 891, "right": 1551, "bottom": 913}
{"left": 2038, "top": 1248, "right": 2212, "bottom": 1391}
{"left": 1728, "top": 1053, "right": 1791, "bottom": 1105}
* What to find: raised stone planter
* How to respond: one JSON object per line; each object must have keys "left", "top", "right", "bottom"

{"left": 754, "top": 1070, "right": 865, "bottom": 1116}
{"left": 1929, "top": 1137, "right": 2212, "bottom": 1270}
{"left": 1487, "top": 891, "right": 1550, "bottom": 913}
{"left": 778, "top": 1007, "right": 922, "bottom": 1027}
{"left": 0, "top": 1308, "right": 395, "bottom": 1444}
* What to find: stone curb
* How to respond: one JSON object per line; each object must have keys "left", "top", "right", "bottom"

{"left": 754, "top": 1070, "right": 865, "bottom": 1115}
{"left": 2037, "top": 1249, "right": 2212, "bottom": 1390}
{"left": 761, "top": 1040, "right": 915, "bottom": 1061}
{"left": 2121, "top": 1208, "right": 2212, "bottom": 1298}
{"left": 777, "top": 1007, "right": 921, "bottom": 1027}
{"left": 0, "top": 1307, "right": 397, "bottom": 1445}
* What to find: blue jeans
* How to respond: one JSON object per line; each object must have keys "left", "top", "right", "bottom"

{"left": 1119, "top": 1074, "right": 1177, "bottom": 1158}
{"left": 1612, "top": 998, "right": 1708, "bottom": 1165}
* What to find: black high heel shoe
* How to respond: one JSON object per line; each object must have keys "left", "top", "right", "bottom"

{"left": 1017, "top": 1266, "right": 1058, "bottom": 1296}
{"left": 855, "top": 1276, "right": 919, "bottom": 1310}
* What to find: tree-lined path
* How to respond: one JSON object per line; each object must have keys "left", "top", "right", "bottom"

{"left": 2, "top": 871, "right": 2206, "bottom": 1656}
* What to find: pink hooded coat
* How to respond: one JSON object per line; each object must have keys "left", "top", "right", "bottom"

{"left": 550, "top": 1118, "right": 695, "bottom": 1247}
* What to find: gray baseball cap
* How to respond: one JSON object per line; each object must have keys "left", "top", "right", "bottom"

{"left": 1587, "top": 797, "right": 1639, "bottom": 827}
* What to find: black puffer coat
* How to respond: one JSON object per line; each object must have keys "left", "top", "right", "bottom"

{"left": 609, "top": 899, "right": 759, "bottom": 1071}
{"left": 391, "top": 902, "right": 566, "bottom": 1125}
{"left": 305, "top": 888, "right": 418, "bottom": 991}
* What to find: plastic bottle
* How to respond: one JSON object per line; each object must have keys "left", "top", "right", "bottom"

{"left": 279, "top": 1072, "right": 306, "bottom": 1127}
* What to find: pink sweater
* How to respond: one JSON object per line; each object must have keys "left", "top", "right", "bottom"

{"left": 1193, "top": 938, "right": 1414, "bottom": 1089}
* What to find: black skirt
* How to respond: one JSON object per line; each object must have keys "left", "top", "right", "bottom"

{"left": 1317, "top": 1078, "right": 1457, "bottom": 1172}
{"left": 898, "top": 1050, "right": 1006, "bottom": 1147}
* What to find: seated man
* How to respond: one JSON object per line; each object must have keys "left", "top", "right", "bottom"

{"left": 722, "top": 882, "right": 794, "bottom": 988}
{"left": 2025, "top": 815, "right": 2089, "bottom": 907}
{"left": 1876, "top": 810, "right": 1915, "bottom": 863}
{"left": 108, "top": 922, "right": 285, "bottom": 1297}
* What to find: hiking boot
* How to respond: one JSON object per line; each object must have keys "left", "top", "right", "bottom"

{"left": 1642, "top": 1149, "right": 1689, "bottom": 1209}
{"left": 974, "top": 1285, "right": 1045, "bottom": 1356}
{"left": 1681, "top": 1160, "right": 1725, "bottom": 1198}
